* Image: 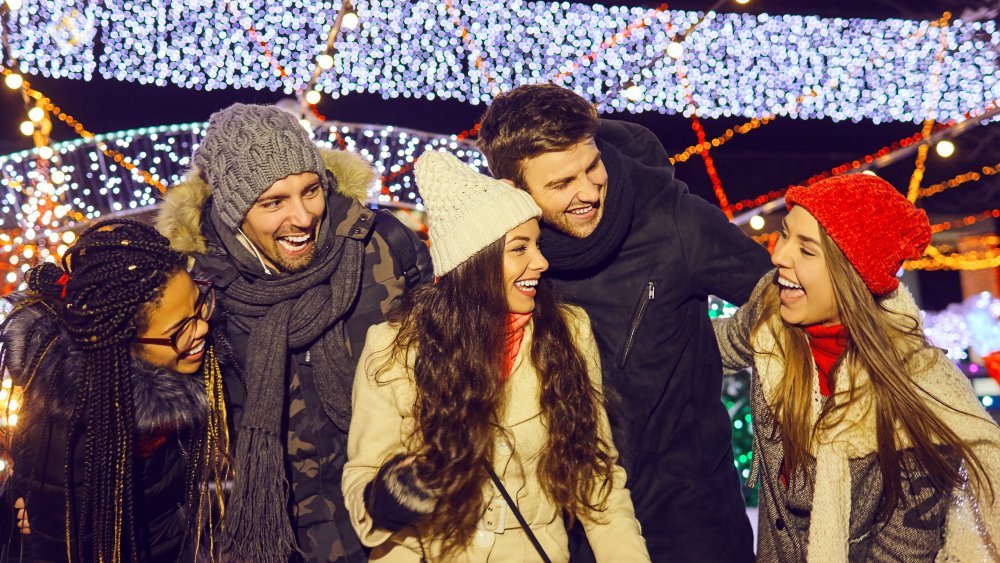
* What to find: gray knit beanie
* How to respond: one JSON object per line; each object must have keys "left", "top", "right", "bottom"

{"left": 194, "top": 103, "right": 326, "bottom": 232}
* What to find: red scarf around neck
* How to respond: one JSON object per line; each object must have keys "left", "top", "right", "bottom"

{"left": 502, "top": 313, "right": 533, "bottom": 382}
{"left": 804, "top": 323, "right": 849, "bottom": 397}
{"left": 780, "top": 323, "right": 849, "bottom": 486}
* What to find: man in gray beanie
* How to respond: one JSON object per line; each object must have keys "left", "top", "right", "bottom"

{"left": 157, "top": 103, "right": 432, "bottom": 562}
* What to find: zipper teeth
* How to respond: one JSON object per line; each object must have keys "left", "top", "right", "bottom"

{"left": 618, "top": 281, "right": 655, "bottom": 369}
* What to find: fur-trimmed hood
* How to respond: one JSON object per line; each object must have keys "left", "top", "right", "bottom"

{"left": 1, "top": 296, "right": 207, "bottom": 435}
{"left": 156, "top": 147, "right": 375, "bottom": 255}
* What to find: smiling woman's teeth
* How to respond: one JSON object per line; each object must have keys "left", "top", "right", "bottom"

{"left": 188, "top": 340, "right": 205, "bottom": 355}
{"left": 515, "top": 279, "right": 538, "bottom": 290}
{"left": 777, "top": 277, "right": 803, "bottom": 290}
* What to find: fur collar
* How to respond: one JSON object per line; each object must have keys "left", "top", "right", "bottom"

{"left": 156, "top": 147, "right": 375, "bottom": 255}
{"left": 2, "top": 298, "right": 207, "bottom": 435}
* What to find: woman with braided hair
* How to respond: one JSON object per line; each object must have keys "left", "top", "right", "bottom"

{"left": 0, "top": 219, "right": 228, "bottom": 562}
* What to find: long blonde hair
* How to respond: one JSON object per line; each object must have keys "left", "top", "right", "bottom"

{"left": 754, "top": 225, "right": 991, "bottom": 515}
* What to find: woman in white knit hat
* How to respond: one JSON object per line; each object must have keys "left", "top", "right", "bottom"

{"left": 342, "top": 151, "right": 649, "bottom": 562}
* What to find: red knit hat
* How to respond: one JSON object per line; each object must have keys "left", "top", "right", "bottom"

{"left": 785, "top": 174, "right": 931, "bottom": 295}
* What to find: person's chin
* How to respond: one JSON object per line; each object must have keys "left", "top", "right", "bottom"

{"left": 565, "top": 220, "right": 598, "bottom": 239}
{"left": 175, "top": 360, "right": 202, "bottom": 375}
{"left": 546, "top": 217, "right": 590, "bottom": 239}
{"left": 778, "top": 308, "right": 808, "bottom": 327}
{"left": 269, "top": 247, "right": 317, "bottom": 273}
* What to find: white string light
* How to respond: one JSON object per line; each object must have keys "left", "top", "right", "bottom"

{"left": 935, "top": 139, "right": 956, "bottom": 157}
{"left": 0, "top": 119, "right": 485, "bottom": 286}
{"left": 0, "top": 119, "right": 482, "bottom": 227}
{"left": 4, "top": 0, "right": 997, "bottom": 122}
{"left": 3, "top": 73, "right": 23, "bottom": 89}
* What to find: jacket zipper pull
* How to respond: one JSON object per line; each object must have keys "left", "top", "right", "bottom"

{"left": 648, "top": 281, "right": 655, "bottom": 300}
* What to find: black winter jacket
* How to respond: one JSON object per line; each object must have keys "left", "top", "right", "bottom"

{"left": 0, "top": 295, "right": 208, "bottom": 563}
{"left": 549, "top": 120, "right": 773, "bottom": 562}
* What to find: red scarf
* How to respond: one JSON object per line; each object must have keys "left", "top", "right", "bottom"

{"left": 501, "top": 313, "right": 533, "bottom": 382}
{"left": 781, "top": 323, "right": 849, "bottom": 486}
{"left": 804, "top": 323, "right": 849, "bottom": 397}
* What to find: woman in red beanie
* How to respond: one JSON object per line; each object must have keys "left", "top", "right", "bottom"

{"left": 715, "top": 174, "right": 1000, "bottom": 562}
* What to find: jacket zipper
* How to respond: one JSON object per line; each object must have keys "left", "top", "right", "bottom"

{"left": 617, "top": 281, "right": 655, "bottom": 369}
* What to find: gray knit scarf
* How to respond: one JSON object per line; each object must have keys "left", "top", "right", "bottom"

{"left": 208, "top": 195, "right": 364, "bottom": 563}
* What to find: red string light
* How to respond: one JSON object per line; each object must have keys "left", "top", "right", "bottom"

{"left": 445, "top": 0, "right": 501, "bottom": 94}
{"left": 549, "top": 3, "right": 671, "bottom": 83}
{"left": 728, "top": 114, "right": 979, "bottom": 213}
{"left": 225, "top": 1, "right": 294, "bottom": 89}
{"left": 906, "top": 12, "right": 952, "bottom": 202}
{"left": 930, "top": 209, "right": 1000, "bottom": 234}
{"left": 674, "top": 32, "right": 732, "bottom": 218}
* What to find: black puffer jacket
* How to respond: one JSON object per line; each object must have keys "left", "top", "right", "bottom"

{"left": 0, "top": 295, "right": 208, "bottom": 563}
{"left": 548, "top": 120, "right": 773, "bottom": 562}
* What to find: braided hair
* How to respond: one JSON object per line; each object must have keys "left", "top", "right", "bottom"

{"left": 25, "top": 219, "right": 185, "bottom": 563}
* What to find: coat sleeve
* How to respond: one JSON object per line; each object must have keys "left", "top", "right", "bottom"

{"left": 342, "top": 323, "right": 408, "bottom": 548}
{"left": 568, "top": 308, "right": 651, "bottom": 562}
{"left": 713, "top": 271, "right": 772, "bottom": 373}
{"left": 675, "top": 190, "right": 773, "bottom": 306}
{"left": 916, "top": 350, "right": 1000, "bottom": 561}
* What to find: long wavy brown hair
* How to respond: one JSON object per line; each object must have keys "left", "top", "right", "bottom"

{"left": 376, "top": 236, "right": 614, "bottom": 557}
{"left": 754, "top": 225, "right": 992, "bottom": 516}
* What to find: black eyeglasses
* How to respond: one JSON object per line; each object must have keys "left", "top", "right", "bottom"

{"left": 136, "top": 279, "right": 215, "bottom": 356}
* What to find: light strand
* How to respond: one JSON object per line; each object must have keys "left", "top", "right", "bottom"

{"left": 549, "top": 3, "right": 670, "bottom": 84}
{"left": 7, "top": 1, "right": 998, "bottom": 123}
{"left": 905, "top": 243, "right": 1000, "bottom": 271}
{"left": 223, "top": 1, "right": 294, "bottom": 87}
{"left": 729, "top": 97, "right": 998, "bottom": 213}
{"left": 0, "top": 67, "right": 167, "bottom": 193}
{"left": 669, "top": 17, "right": 946, "bottom": 163}
{"left": 917, "top": 160, "right": 1000, "bottom": 199}
{"left": 907, "top": 12, "right": 952, "bottom": 202}
{"left": 670, "top": 13, "right": 732, "bottom": 217}
{"left": 930, "top": 209, "right": 1000, "bottom": 234}
{"left": 445, "top": 0, "right": 501, "bottom": 96}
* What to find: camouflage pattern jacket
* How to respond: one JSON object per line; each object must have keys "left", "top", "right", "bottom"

{"left": 714, "top": 272, "right": 1000, "bottom": 562}
{"left": 158, "top": 148, "right": 432, "bottom": 562}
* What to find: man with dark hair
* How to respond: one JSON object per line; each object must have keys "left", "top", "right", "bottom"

{"left": 478, "top": 84, "right": 772, "bottom": 562}
{"left": 157, "top": 103, "right": 432, "bottom": 562}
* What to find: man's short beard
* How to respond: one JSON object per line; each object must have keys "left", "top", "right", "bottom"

{"left": 544, "top": 204, "right": 601, "bottom": 239}
{"left": 268, "top": 245, "right": 318, "bottom": 273}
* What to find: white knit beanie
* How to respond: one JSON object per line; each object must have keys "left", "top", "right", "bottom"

{"left": 414, "top": 150, "right": 541, "bottom": 277}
